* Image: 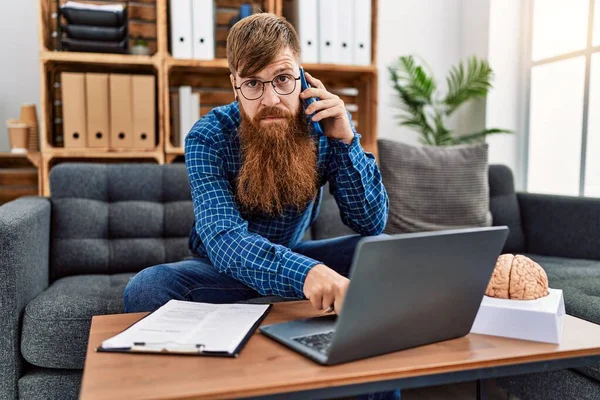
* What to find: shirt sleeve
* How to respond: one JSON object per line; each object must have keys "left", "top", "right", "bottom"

{"left": 326, "top": 117, "right": 389, "bottom": 235}
{"left": 185, "top": 128, "right": 319, "bottom": 298}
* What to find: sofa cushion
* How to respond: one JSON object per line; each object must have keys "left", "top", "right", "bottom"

{"left": 488, "top": 165, "right": 526, "bottom": 253}
{"left": 498, "top": 368, "right": 600, "bottom": 400}
{"left": 311, "top": 163, "right": 526, "bottom": 249}
{"left": 378, "top": 139, "right": 492, "bottom": 233}
{"left": 21, "top": 273, "right": 134, "bottom": 369}
{"left": 524, "top": 254, "right": 600, "bottom": 383}
{"left": 49, "top": 164, "right": 194, "bottom": 280}
{"left": 525, "top": 254, "right": 600, "bottom": 325}
{"left": 311, "top": 183, "right": 356, "bottom": 240}
{"left": 18, "top": 367, "right": 82, "bottom": 400}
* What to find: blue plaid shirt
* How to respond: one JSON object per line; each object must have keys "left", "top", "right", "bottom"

{"left": 185, "top": 102, "right": 388, "bottom": 298}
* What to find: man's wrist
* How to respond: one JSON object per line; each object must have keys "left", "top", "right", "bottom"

{"left": 340, "top": 133, "right": 354, "bottom": 145}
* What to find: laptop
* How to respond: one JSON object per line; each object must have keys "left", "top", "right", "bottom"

{"left": 260, "top": 226, "right": 509, "bottom": 365}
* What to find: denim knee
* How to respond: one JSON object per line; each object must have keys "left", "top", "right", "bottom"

{"left": 123, "top": 264, "right": 173, "bottom": 313}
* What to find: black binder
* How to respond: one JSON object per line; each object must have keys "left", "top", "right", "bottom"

{"left": 96, "top": 303, "right": 272, "bottom": 358}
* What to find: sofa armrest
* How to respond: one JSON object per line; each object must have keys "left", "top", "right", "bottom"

{"left": 0, "top": 197, "right": 51, "bottom": 400}
{"left": 518, "top": 192, "right": 600, "bottom": 260}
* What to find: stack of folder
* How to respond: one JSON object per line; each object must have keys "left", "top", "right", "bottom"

{"left": 170, "top": 86, "right": 200, "bottom": 147}
{"left": 170, "top": 0, "right": 215, "bottom": 60}
{"left": 60, "top": 72, "right": 156, "bottom": 150}
{"left": 59, "top": 1, "right": 129, "bottom": 54}
{"left": 283, "top": 0, "right": 372, "bottom": 66}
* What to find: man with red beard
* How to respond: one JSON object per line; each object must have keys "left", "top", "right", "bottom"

{"left": 124, "top": 13, "right": 396, "bottom": 398}
{"left": 124, "top": 13, "right": 389, "bottom": 344}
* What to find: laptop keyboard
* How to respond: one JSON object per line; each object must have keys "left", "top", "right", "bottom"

{"left": 293, "top": 331, "right": 334, "bottom": 355}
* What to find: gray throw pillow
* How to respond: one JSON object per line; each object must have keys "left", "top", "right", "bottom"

{"left": 378, "top": 139, "right": 492, "bottom": 234}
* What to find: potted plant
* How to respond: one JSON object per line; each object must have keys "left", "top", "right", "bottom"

{"left": 130, "top": 39, "right": 150, "bottom": 56}
{"left": 388, "top": 55, "right": 511, "bottom": 145}
{"left": 378, "top": 55, "right": 512, "bottom": 235}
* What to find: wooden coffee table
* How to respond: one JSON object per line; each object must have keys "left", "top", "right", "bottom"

{"left": 80, "top": 301, "right": 600, "bottom": 400}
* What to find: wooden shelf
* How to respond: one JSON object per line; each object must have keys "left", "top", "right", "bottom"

{"left": 0, "top": 152, "right": 42, "bottom": 168}
{"left": 303, "top": 63, "right": 377, "bottom": 75}
{"left": 166, "top": 57, "right": 229, "bottom": 70}
{"left": 45, "top": 148, "right": 163, "bottom": 160}
{"left": 165, "top": 147, "right": 184, "bottom": 156}
{"left": 165, "top": 56, "right": 377, "bottom": 75}
{"left": 0, "top": 152, "right": 43, "bottom": 196}
{"left": 36, "top": 0, "right": 379, "bottom": 197}
{"left": 40, "top": 50, "right": 158, "bottom": 66}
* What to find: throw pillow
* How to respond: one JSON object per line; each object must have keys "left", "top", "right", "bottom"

{"left": 378, "top": 139, "right": 492, "bottom": 234}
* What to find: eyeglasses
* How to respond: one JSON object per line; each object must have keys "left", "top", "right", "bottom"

{"left": 234, "top": 73, "right": 301, "bottom": 101}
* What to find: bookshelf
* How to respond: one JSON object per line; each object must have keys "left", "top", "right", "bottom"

{"left": 37, "top": 0, "right": 379, "bottom": 196}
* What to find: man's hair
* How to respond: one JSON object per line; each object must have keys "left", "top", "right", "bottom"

{"left": 226, "top": 13, "right": 301, "bottom": 77}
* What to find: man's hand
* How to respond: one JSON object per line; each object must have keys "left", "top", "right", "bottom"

{"left": 303, "top": 264, "right": 350, "bottom": 314}
{"left": 300, "top": 71, "right": 354, "bottom": 145}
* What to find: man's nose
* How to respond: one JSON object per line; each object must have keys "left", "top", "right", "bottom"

{"left": 260, "top": 84, "right": 281, "bottom": 107}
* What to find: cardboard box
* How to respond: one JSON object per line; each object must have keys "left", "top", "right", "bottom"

{"left": 109, "top": 74, "right": 133, "bottom": 149}
{"left": 471, "top": 288, "right": 566, "bottom": 344}
{"left": 132, "top": 75, "right": 156, "bottom": 150}
{"left": 61, "top": 72, "right": 87, "bottom": 148}
{"left": 85, "top": 73, "right": 110, "bottom": 149}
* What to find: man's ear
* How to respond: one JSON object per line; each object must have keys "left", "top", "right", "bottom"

{"left": 229, "top": 74, "right": 238, "bottom": 102}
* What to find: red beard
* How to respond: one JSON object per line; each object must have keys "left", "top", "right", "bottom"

{"left": 236, "top": 103, "right": 318, "bottom": 216}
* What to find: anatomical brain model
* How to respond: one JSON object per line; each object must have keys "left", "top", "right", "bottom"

{"left": 485, "top": 254, "right": 550, "bottom": 300}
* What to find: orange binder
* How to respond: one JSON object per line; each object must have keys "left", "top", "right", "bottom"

{"left": 132, "top": 75, "right": 156, "bottom": 150}
{"left": 61, "top": 72, "right": 87, "bottom": 148}
{"left": 109, "top": 74, "right": 133, "bottom": 149}
{"left": 85, "top": 73, "right": 110, "bottom": 148}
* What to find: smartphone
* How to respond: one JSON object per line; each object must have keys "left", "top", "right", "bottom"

{"left": 299, "top": 67, "right": 324, "bottom": 136}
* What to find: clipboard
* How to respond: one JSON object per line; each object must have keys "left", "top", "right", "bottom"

{"left": 96, "top": 302, "right": 272, "bottom": 358}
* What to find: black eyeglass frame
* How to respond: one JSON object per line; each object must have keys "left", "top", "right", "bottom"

{"left": 234, "top": 74, "right": 302, "bottom": 101}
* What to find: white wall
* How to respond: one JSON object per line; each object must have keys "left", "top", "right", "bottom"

{"left": 0, "top": 1, "right": 41, "bottom": 152}
{"left": 377, "top": 0, "right": 462, "bottom": 145}
{"left": 377, "top": 0, "right": 526, "bottom": 187}
{"left": 456, "top": 0, "right": 490, "bottom": 137}
{"left": 486, "top": 0, "right": 527, "bottom": 190}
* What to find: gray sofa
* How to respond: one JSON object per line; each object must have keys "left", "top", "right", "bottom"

{"left": 1, "top": 159, "right": 599, "bottom": 400}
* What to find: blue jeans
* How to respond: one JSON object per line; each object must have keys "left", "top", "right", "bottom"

{"left": 123, "top": 234, "right": 400, "bottom": 400}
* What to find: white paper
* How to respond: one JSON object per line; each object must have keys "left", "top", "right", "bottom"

{"left": 101, "top": 300, "right": 269, "bottom": 353}
{"left": 64, "top": 1, "right": 124, "bottom": 12}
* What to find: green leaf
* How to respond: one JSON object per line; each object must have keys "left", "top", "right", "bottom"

{"left": 443, "top": 56, "right": 494, "bottom": 115}
{"left": 388, "top": 56, "right": 438, "bottom": 142}
{"left": 453, "top": 128, "right": 513, "bottom": 144}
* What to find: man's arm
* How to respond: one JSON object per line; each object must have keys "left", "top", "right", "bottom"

{"left": 185, "top": 130, "right": 320, "bottom": 298}
{"left": 300, "top": 72, "right": 388, "bottom": 236}
{"left": 326, "top": 127, "right": 389, "bottom": 236}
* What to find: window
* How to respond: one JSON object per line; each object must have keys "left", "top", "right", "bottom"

{"left": 526, "top": 0, "right": 599, "bottom": 196}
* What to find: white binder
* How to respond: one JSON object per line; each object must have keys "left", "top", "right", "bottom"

{"left": 283, "top": 0, "right": 319, "bottom": 63}
{"left": 170, "top": 0, "right": 193, "bottom": 59}
{"left": 338, "top": 0, "right": 354, "bottom": 65}
{"left": 179, "top": 86, "right": 192, "bottom": 147}
{"left": 190, "top": 91, "right": 200, "bottom": 127}
{"left": 192, "top": 0, "right": 215, "bottom": 60}
{"left": 354, "top": 0, "right": 372, "bottom": 66}
{"left": 318, "top": 0, "right": 339, "bottom": 64}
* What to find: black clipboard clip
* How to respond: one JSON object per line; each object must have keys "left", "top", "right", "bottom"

{"left": 129, "top": 342, "right": 206, "bottom": 354}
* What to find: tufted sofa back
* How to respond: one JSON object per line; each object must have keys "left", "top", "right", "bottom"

{"left": 48, "top": 162, "right": 526, "bottom": 282}
{"left": 49, "top": 163, "right": 193, "bottom": 282}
